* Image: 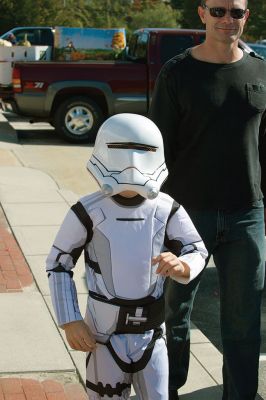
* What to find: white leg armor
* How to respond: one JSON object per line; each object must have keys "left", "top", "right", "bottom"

{"left": 86, "top": 328, "right": 168, "bottom": 399}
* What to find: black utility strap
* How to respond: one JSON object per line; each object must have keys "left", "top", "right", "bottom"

{"left": 164, "top": 200, "right": 182, "bottom": 253}
{"left": 168, "top": 200, "right": 180, "bottom": 221}
{"left": 106, "top": 327, "right": 163, "bottom": 373}
{"left": 85, "top": 253, "right": 101, "bottom": 274}
{"left": 86, "top": 352, "right": 92, "bottom": 368}
{"left": 86, "top": 380, "right": 131, "bottom": 397}
{"left": 71, "top": 202, "right": 93, "bottom": 244}
{"left": 88, "top": 290, "right": 156, "bottom": 306}
{"left": 47, "top": 264, "right": 73, "bottom": 278}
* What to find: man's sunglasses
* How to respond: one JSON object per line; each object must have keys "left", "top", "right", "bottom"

{"left": 202, "top": 4, "right": 247, "bottom": 19}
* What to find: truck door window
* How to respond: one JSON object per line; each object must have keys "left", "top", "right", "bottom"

{"left": 135, "top": 33, "right": 148, "bottom": 61}
{"left": 128, "top": 32, "right": 148, "bottom": 62}
{"left": 160, "top": 35, "right": 195, "bottom": 64}
{"left": 128, "top": 35, "right": 138, "bottom": 58}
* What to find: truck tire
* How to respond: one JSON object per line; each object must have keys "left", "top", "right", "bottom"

{"left": 54, "top": 96, "right": 104, "bottom": 143}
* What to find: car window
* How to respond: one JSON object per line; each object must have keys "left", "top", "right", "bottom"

{"left": 198, "top": 35, "right": 206, "bottom": 44}
{"left": 257, "top": 47, "right": 266, "bottom": 59}
{"left": 1, "top": 28, "right": 53, "bottom": 46}
{"left": 127, "top": 32, "right": 148, "bottom": 61}
{"left": 13, "top": 29, "right": 38, "bottom": 45}
{"left": 40, "top": 29, "right": 54, "bottom": 46}
{"left": 160, "top": 35, "right": 195, "bottom": 64}
{"left": 134, "top": 33, "right": 149, "bottom": 60}
{"left": 250, "top": 45, "right": 266, "bottom": 59}
{"left": 127, "top": 34, "right": 138, "bottom": 58}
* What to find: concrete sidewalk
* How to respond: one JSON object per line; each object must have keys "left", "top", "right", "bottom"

{"left": 0, "top": 162, "right": 225, "bottom": 399}
{"left": 1, "top": 106, "right": 266, "bottom": 398}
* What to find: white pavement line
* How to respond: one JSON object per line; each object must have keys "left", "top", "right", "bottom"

{"left": 260, "top": 354, "right": 266, "bottom": 361}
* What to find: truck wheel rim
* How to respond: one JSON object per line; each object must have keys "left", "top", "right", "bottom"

{"left": 65, "top": 105, "right": 94, "bottom": 135}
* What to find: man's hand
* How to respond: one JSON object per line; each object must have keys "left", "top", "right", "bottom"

{"left": 152, "top": 252, "right": 190, "bottom": 279}
{"left": 62, "top": 320, "right": 97, "bottom": 352}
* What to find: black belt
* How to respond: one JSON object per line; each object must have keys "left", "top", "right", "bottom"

{"left": 89, "top": 291, "right": 165, "bottom": 334}
{"left": 115, "top": 296, "right": 165, "bottom": 334}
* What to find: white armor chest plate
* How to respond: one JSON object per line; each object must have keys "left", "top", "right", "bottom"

{"left": 86, "top": 196, "right": 168, "bottom": 299}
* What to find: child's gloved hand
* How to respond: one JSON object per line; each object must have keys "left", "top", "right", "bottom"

{"left": 152, "top": 252, "right": 190, "bottom": 279}
{"left": 62, "top": 320, "right": 97, "bottom": 352}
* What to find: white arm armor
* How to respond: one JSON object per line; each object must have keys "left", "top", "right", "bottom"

{"left": 46, "top": 207, "right": 87, "bottom": 326}
{"left": 166, "top": 205, "right": 208, "bottom": 284}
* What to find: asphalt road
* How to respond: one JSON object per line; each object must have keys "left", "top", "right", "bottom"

{"left": 1, "top": 110, "right": 266, "bottom": 398}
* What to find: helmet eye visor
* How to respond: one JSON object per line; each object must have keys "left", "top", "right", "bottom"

{"left": 107, "top": 142, "right": 158, "bottom": 152}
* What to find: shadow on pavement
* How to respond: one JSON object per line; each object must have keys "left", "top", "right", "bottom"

{"left": 180, "top": 385, "right": 222, "bottom": 399}
{"left": 17, "top": 128, "right": 62, "bottom": 144}
{"left": 192, "top": 264, "right": 266, "bottom": 354}
{"left": 2, "top": 111, "right": 93, "bottom": 147}
{"left": 180, "top": 386, "right": 264, "bottom": 400}
{"left": 0, "top": 121, "right": 18, "bottom": 143}
{"left": 16, "top": 129, "right": 94, "bottom": 147}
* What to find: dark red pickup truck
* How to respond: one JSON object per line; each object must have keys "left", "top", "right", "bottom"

{"left": 3, "top": 28, "right": 252, "bottom": 143}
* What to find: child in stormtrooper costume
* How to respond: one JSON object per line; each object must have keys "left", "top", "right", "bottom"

{"left": 46, "top": 114, "right": 207, "bottom": 400}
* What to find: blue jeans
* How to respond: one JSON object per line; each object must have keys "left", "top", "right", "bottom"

{"left": 165, "top": 201, "right": 265, "bottom": 399}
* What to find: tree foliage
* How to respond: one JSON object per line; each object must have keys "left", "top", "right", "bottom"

{"left": 170, "top": 0, "right": 185, "bottom": 10}
{"left": 181, "top": 0, "right": 203, "bottom": 29}
{"left": 127, "top": 2, "right": 179, "bottom": 33}
{"left": 244, "top": 0, "right": 266, "bottom": 41}
{"left": 0, "top": 0, "right": 264, "bottom": 41}
{"left": 0, "top": 0, "right": 92, "bottom": 32}
{"left": 84, "top": 0, "right": 132, "bottom": 28}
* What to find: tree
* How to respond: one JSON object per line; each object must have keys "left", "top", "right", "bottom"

{"left": 54, "top": 0, "right": 91, "bottom": 27}
{"left": 0, "top": 0, "right": 92, "bottom": 33}
{"left": 0, "top": 0, "right": 263, "bottom": 41}
{"left": 181, "top": 0, "right": 203, "bottom": 29}
{"left": 243, "top": 0, "right": 266, "bottom": 41}
{"left": 85, "top": 0, "right": 132, "bottom": 28}
{"left": 127, "top": 1, "right": 180, "bottom": 33}
{"left": 170, "top": 0, "right": 185, "bottom": 10}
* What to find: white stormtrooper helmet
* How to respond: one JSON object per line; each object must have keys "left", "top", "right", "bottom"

{"left": 87, "top": 113, "right": 168, "bottom": 199}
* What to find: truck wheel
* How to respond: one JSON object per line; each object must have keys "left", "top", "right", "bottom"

{"left": 54, "top": 97, "right": 104, "bottom": 143}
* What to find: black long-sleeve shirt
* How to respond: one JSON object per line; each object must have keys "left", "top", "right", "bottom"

{"left": 150, "top": 50, "right": 266, "bottom": 210}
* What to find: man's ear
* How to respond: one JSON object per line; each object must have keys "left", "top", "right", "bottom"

{"left": 244, "top": 9, "right": 250, "bottom": 22}
{"left": 198, "top": 5, "right": 206, "bottom": 24}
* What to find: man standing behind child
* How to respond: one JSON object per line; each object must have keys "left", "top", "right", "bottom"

{"left": 150, "top": 0, "right": 266, "bottom": 399}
